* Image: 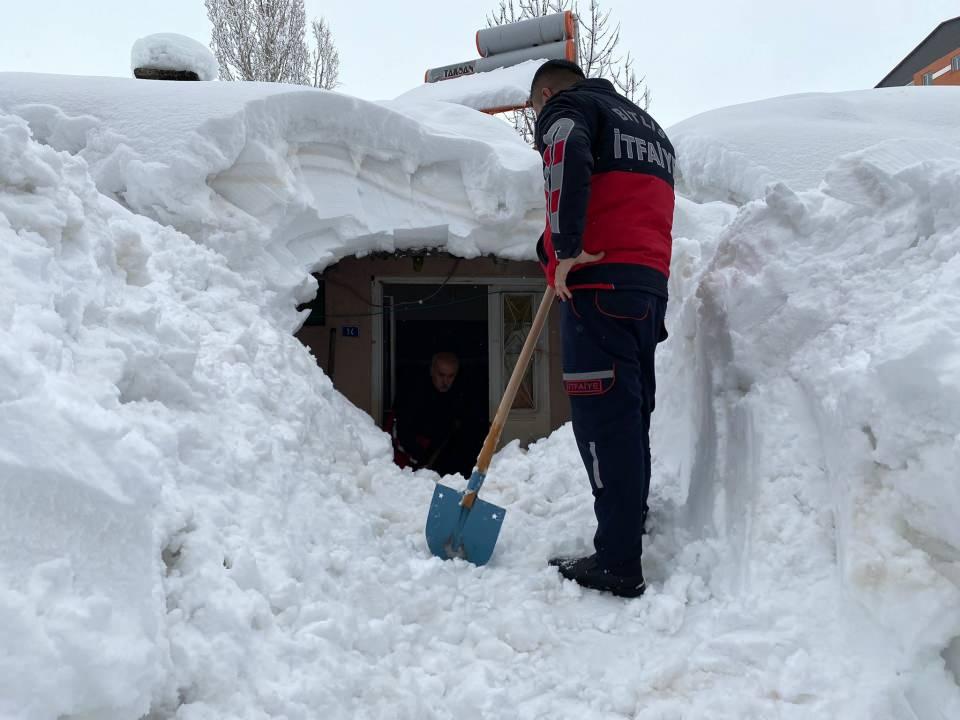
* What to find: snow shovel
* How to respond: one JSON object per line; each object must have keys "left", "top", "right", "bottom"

{"left": 425, "top": 287, "right": 556, "bottom": 565}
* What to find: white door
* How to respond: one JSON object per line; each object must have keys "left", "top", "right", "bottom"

{"left": 488, "top": 288, "right": 551, "bottom": 447}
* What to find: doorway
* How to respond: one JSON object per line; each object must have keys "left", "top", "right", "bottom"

{"left": 374, "top": 277, "right": 551, "bottom": 452}
{"left": 381, "top": 281, "right": 489, "bottom": 421}
{"left": 381, "top": 282, "right": 489, "bottom": 476}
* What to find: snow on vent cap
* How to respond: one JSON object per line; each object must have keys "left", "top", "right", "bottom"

{"left": 131, "top": 33, "right": 219, "bottom": 82}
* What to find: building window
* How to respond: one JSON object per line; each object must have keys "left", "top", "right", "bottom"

{"left": 922, "top": 72, "right": 933, "bottom": 85}
{"left": 502, "top": 293, "right": 537, "bottom": 410}
{"left": 953, "top": 56, "right": 960, "bottom": 72}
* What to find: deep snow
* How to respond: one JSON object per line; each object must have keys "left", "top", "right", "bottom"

{"left": 1, "top": 74, "right": 959, "bottom": 719}
{"left": 669, "top": 87, "right": 960, "bottom": 205}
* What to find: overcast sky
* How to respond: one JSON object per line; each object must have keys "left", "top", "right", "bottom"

{"left": 0, "top": 0, "right": 955, "bottom": 127}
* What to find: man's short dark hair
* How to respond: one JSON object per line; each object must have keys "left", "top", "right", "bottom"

{"left": 530, "top": 59, "right": 586, "bottom": 100}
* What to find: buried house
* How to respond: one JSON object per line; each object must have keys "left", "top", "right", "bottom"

{"left": 289, "top": 69, "right": 569, "bottom": 452}
{"left": 0, "top": 69, "right": 568, "bottom": 453}
{"left": 296, "top": 250, "right": 568, "bottom": 452}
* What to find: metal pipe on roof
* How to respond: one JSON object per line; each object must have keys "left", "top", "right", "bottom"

{"left": 424, "top": 10, "right": 577, "bottom": 84}
{"left": 475, "top": 11, "right": 575, "bottom": 57}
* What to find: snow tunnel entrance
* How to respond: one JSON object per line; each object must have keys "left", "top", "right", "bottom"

{"left": 294, "top": 253, "right": 569, "bottom": 467}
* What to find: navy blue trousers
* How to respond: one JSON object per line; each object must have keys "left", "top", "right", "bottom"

{"left": 560, "top": 289, "right": 667, "bottom": 571}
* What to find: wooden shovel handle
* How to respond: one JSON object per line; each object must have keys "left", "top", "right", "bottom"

{"left": 475, "top": 286, "right": 556, "bottom": 475}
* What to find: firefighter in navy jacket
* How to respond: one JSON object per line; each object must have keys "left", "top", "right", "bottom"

{"left": 532, "top": 60, "right": 675, "bottom": 598}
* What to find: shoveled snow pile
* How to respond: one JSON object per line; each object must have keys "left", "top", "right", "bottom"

{"left": 131, "top": 33, "right": 219, "bottom": 81}
{"left": 394, "top": 59, "right": 545, "bottom": 111}
{"left": 2, "top": 73, "right": 960, "bottom": 720}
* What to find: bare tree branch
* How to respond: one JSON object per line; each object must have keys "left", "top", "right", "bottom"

{"left": 310, "top": 17, "right": 341, "bottom": 89}
{"left": 206, "top": 0, "right": 339, "bottom": 87}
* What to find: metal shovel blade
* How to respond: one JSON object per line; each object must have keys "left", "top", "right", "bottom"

{"left": 425, "top": 480, "right": 506, "bottom": 566}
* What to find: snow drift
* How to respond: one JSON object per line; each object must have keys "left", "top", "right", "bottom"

{"left": 2, "top": 73, "right": 960, "bottom": 720}
{"left": 670, "top": 87, "right": 960, "bottom": 205}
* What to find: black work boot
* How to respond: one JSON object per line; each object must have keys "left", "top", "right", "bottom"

{"left": 549, "top": 554, "right": 646, "bottom": 598}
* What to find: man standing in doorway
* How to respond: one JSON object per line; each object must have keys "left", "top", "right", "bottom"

{"left": 392, "top": 351, "right": 472, "bottom": 476}
{"left": 531, "top": 60, "right": 675, "bottom": 598}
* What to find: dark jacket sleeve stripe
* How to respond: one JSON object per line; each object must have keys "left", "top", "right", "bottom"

{"left": 540, "top": 96, "right": 594, "bottom": 260}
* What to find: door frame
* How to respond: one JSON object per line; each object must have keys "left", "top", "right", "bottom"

{"left": 370, "top": 276, "right": 549, "bottom": 435}
{"left": 486, "top": 286, "right": 552, "bottom": 446}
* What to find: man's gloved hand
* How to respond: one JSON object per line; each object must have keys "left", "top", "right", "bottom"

{"left": 401, "top": 434, "right": 431, "bottom": 468}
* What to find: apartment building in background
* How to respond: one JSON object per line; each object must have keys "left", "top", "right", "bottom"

{"left": 877, "top": 16, "right": 960, "bottom": 87}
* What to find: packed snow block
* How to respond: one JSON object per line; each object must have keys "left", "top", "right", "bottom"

{"left": 131, "top": 32, "right": 219, "bottom": 82}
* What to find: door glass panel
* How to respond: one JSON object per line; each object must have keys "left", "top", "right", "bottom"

{"left": 503, "top": 293, "right": 536, "bottom": 410}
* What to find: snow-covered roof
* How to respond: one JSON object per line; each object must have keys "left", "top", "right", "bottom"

{"left": 130, "top": 33, "right": 220, "bottom": 81}
{"left": 393, "top": 59, "right": 545, "bottom": 112}
{"left": 0, "top": 72, "right": 543, "bottom": 294}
